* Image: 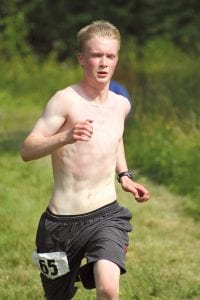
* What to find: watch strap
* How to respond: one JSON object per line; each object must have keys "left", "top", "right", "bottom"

{"left": 117, "top": 170, "right": 133, "bottom": 183}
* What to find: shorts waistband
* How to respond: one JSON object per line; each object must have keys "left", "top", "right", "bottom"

{"left": 46, "top": 201, "right": 119, "bottom": 222}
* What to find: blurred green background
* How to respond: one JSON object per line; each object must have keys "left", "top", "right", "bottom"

{"left": 1, "top": 0, "right": 199, "bottom": 218}
{"left": 0, "top": 1, "right": 200, "bottom": 299}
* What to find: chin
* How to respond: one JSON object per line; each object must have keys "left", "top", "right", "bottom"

{"left": 96, "top": 77, "right": 110, "bottom": 84}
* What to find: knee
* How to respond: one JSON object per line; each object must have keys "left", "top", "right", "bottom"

{"left": 96, "top": 284, "right": 119, "bottom": 300}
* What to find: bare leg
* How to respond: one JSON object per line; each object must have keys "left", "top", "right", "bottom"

{"left": 94, "top": 259, "right": 120, "bottom": 300}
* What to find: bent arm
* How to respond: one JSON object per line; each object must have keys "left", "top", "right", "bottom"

{"left": 21, "top": 118, "right": 94, "bottom": 161}
{"left": 21, "top": 91, "right": 69, "bottom": 161}
{"left": 21, "top": 108, "right": 68, "bottom": 161}
{"left": 21, "top": 91, "right": 94, "bottom": 161}
{"left": 21, "top": 130, "right": 67, "bottom": 161}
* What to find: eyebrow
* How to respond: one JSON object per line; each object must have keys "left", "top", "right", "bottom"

{"left": 90, "top": 51, "right": 117, "bottom": 57}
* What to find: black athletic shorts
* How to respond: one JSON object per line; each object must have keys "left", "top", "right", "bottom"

{"left": 33, "top": 201, "right": 132, "bottom": 300}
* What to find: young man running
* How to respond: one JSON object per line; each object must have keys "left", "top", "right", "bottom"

{"left": 21, "top": 20, "right": 149, "bottom": 300}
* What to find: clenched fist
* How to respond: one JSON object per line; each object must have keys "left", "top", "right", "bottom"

{"left": 67, "top": 119, "right": 94, "bottom": 143}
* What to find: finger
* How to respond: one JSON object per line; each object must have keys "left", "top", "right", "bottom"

{"left": 136, "top": 193, "right": 150, "bottom": 202}
{"left": 73, "top": 134, "right": 91, "bottom": 141}
{"left": 76, "top": 128, "right": 93, "bottom": 137}
{"left": 74, "top": 132, "right": 92, "bottom": 141}
{"left": 136, "top": 198, "right": 147, "bottom": 203}
{"left": 76, "top": 120, "right": 93, "bottom": 127}
{"left": 75, "top": 125, "right": 93, "bottom": 134}
{"left": 132, "top": 188, "right": 140, "bottom": 200}
{"left": 74, "top": 125, "right": 94, "bottom": 138}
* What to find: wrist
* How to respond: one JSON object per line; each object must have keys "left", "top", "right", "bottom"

{"left": 117, "top": 170, "right": 133, "bottom": 183}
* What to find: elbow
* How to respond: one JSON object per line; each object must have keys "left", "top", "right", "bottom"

{"left": 20, "top": 142, "right": 33, "bottom": 162}
{"left": 21, "top": 154, "right": 30, "bottom": 162}
{"left": 20, "top": 148, "right": 31, "bottom": 162}
{"left": 20, "top": 135, "right": 38, "bottom": 162}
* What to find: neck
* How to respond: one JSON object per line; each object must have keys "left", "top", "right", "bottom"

{"left": 80, "top": 79, "right": 110, "bottom": 104}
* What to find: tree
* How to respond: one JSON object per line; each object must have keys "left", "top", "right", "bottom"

{"left": 0, "top": 0, "right": 199, "bottom": 60}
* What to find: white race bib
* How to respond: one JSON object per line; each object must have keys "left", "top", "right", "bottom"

{"left": 32, "top": 251, "right": 70, "bottom": 279}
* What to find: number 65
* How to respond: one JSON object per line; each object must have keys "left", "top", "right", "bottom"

{"left": 39, "top": 259, "right": 58, "bottom": 276}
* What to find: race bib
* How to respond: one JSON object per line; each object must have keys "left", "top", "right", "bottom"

{"left": 32, "top": 251, "right": 70, "bottom": 279}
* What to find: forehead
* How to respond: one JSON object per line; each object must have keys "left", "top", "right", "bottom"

{"left": 85, "top": 36, "right": 119, "bottom": 53}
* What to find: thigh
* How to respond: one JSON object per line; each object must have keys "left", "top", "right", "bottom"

{"left": 94, "top": 259, "right": 120, "bottom": 295}
{"left": 80, "top": 205, "right": 132, "bottom": 289}
{"left": 41, "top": 267, "right": 80, "bottom": 300}
{"left": 86, "top": 211, "right": 131, "bottom": 273}
{"left": 34, "top": 212, "right": 84, "bottom": 299}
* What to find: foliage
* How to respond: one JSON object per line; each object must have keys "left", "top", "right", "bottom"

{"left": 0, "top": 0, "right": 199, "bottom": 60}
{"left": 0, "top": 156, "right": 199, "bottom": 299}
{"left": 0, "top": 31, "right": 199, "bottom": 298}
{"left": 0, "top": 4, "right": 199, "bottom": 297}
{"left": 0, "top": 37, "right": 199, "bottom": 220}
{"left": 0, "top": 0, "right": 31, "bottom": 59}
{"left": 125, "top": 121, "right": 200, "bottom": 220}
{"left": 120, "top": 39, "right": 200, "bottom": 219}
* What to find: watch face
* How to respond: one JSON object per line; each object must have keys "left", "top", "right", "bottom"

{"left": 117, "top": 170, "right": 133, "bottom": 182}
{"left": 128, "top": 171, "right": 133, "bottom": 178}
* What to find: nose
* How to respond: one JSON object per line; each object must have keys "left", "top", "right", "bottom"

{"left": 99, "top": 56, "right": 108, "bottom": 67}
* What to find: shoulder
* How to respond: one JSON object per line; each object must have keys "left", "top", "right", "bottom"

{"left": 39, "top": 87, "right": 75, "bottom": 120}
{"left": 45, "top": 86, "right": 77, "bottom": 110}
{"left": 109, "top": 91, "right": 131, "bottom": 109}
{"left": 49, "top": 86, "right": 75, "bottom": 104}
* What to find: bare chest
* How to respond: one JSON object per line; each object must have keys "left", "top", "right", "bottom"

{"left": 74, "top": 103, "right": 124, "bottom": 150}
{"left": 53, "top": 100, "right": 125, "bottom": 179}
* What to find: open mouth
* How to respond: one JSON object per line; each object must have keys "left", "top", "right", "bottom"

{"left": 97, "top": 71, "right": 108, "bottom": 77}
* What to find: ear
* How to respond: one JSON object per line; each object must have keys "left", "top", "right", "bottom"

{"left": 77, "top": 52, "right": 84, "bottom": 66}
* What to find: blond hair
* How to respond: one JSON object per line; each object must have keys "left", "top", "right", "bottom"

{"left": 77, "top": 20, "right": 121, "bottom": 53}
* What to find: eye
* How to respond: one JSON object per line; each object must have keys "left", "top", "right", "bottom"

{"left": 107, "top": 54, "right": 116, "bottom": 59}
{"left": 91, "top": 53, "right": 102, "bottom": 58}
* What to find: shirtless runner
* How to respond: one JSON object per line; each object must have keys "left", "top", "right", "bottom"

{"left": 21, "top": 20, "right": 149, "bottom": 300}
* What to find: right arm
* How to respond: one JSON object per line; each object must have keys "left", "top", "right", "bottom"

{"left": 21, "top": 91, "right": 93, "bottom": 161}
{"left": 21, "top": 130, "right": 68, "bottom": 161}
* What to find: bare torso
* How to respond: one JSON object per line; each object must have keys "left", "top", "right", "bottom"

{"left": 21, "top": 35, "right": 149, "bottom": 217}
{"left": 47, "top": 85, "right": 129, "bottom": 214}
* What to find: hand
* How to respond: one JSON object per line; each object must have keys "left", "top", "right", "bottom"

{"left": 67, "top": 119, "right": 94, "bottom": 143}
{"left": 120, "top": 176, "right": 150, "bottom": 203}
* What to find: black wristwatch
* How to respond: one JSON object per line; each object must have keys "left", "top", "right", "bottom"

{"left": 117, "top": 170, "right": 133, "bottom": 183}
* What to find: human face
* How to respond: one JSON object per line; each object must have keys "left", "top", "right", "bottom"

{"left": 78, "top": 36, "right": 119, "bottom": 86}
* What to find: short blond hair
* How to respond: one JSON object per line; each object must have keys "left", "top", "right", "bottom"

{"left": 77, "top": 20, "right": 121, "bottom": 53}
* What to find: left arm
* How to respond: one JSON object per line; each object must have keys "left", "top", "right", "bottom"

{"left": 116, "top": 138, "right": 150, "bottom": 203}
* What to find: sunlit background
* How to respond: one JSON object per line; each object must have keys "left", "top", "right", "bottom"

{"left": 0, "top": 1, "right": 199, "bottom": 299}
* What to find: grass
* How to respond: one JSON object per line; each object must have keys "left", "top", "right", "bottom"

{"left": 0, "top": 47, "right": 199, "bottom": 298}
{"left": 121, "top": 179, "right": 200, "bottom": 300}
{"left": 0, "top": 153, "right": 199, "bottom": 299}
